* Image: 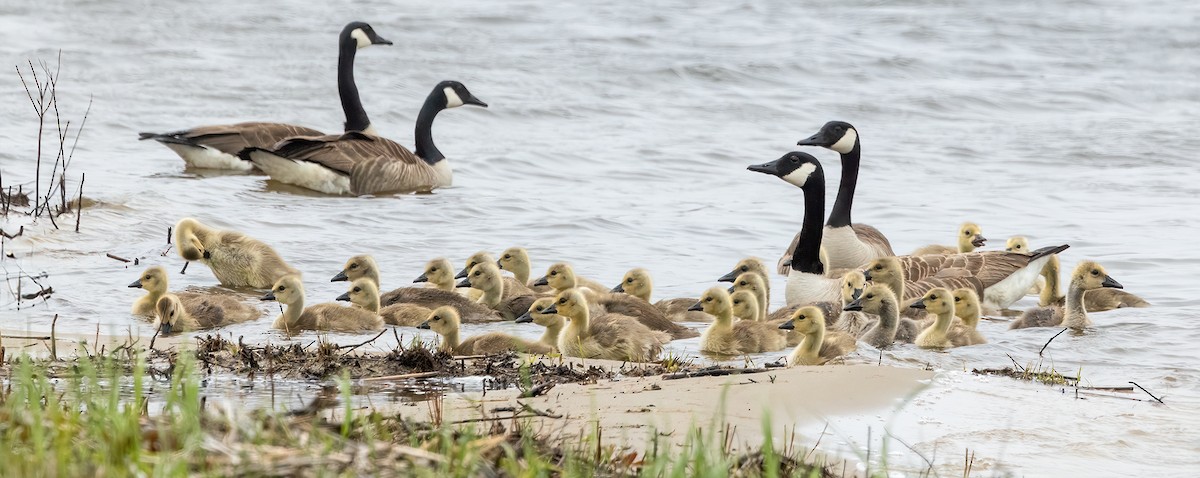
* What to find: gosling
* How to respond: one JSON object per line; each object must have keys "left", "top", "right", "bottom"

{"left": 336, "top": 278, "right": 430, "bottom": 327}
{"left": 1010, "top": 261, "right": 1123, "bottom": 330}
{"left": 457, "top": 262, "right": 537, "bottom": 321}
{"left": 844, "top": 285, "right": 922, "bottom": 349}
{"left": 612, "top": 268, "right": 709, "bottom": 322}
{"left": 173, "top": 217, "right": 298, "bottom": 288}
{"left": 153, "top": 293, "right": 260, "bottom": 335}
{"left": 419, "top": 306, "right": 552, "bottom": 355}
{"left": 779, "top": 306, "right": 857, "bottom": 366}
{"left": 951, "top": 288, "right": 988, "bottom": 345}
{"left": 261, "top": 276, "right": 383, "bottom": 334}
{"left": 911, "top": 222, "right": 987, "bottom": 256}
{"left": 544, "top": 288, "right": 670, "bottom": 362}
{"left": 911, "top": 288, "right": 972, "bottom": 349}
{"left": 691, "top": 287, "right": 787, "bottom": 356}
{"left": 515, "top": 297, "right": 565, "bottom": 351}
{"left": 129, "top": 265, "right": 202, "bottom": 317}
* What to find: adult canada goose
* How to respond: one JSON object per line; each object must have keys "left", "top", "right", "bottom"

{"left": 419, "top": 306, "right": 552, "bottom": 355}
{"left": 830, "top": 270, "right": 880, "bottom": 339}
{"left": 773, "top": 121, "right": 893, "bottom": 274}
{"left": 153, "top": 293, "right": 260, "bottom": 335}
{"left": 690, "top": 287, "right": 787, "bottom": 355}
{"left": 128, "top": 266, "right": 203, "bottom": 317}
{"left": 951, "top": 288, "right": 987, "bottom": 345}
{"left": 728, "top": 272, "right": 840, "bottom": 326}
{"left": 497, "top": 247, "right": 553, "bottom": 293}
{"left": 910, "top": 288, "right": 972, "bottom": 348}
{"left": 1032, "top": 252, "right": 1149, "bottom": 311}
{"left": 336, "top": 278, "right": 430, "bottom": 327}
{"left": 139, "top": 22, "right": 392, "bottom": 170}
{"left": 843, "top": 285, "right": 920, "bottom": 348}
{"left": 1010, "top": 261, "right": 1124, "bottom": 330}
{"left": 412, "top": 258, "right": 458, "bottom": 292}
{"left": 329, "top": 254, "right": 498, "bottom": 321}
{"left": 1005, "top": 236, "right": 1046, "bottom": 296}
{"left": 612, "top": 268, "right": 710, "bottom": 322}
{"left": 543, "top": 289, "right": 669, "bottom": 362}
{"left": 457, "top": 262, "right": 537, "bottom": 321}
{"left": 779, "top": 306, "right": 857, "bottom": 366}
{"left": 240, "top": 81, "right": 487, "bottom": 195}
{"left": 174, "top": 218, "right": 299, "bottom": 288}
{"left": 261, "top": 276, "right": 384, "bottom": 334}
{"left": 912, "top": 222, "right": 987, "bottom": 256}
{"left": 515, "top": 297, "right": 565, "bottom": 351}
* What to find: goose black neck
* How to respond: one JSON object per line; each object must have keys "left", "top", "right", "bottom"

{"left": 791, "top": 172, "right": 826, "bottom": 275}
{"left": 827, "top": 140, "right": 861, "bottom": 228}
{"left": 338, "top": 39, "right": 371, "bottom": 133}
{"left": 414, "top": 93, "right": 447, "bottom": 165}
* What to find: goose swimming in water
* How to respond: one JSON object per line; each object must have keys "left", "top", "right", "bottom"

{"left": 1009, "top": 261, "right": 1124, "bottom": 330}
{"left": 173, "top": 218, "right": 299, "bottom": 288}
{"left": 241, "top": 81, "right": 487, "bottom": 195}
{"left": 153, "top": 293, "right": 261, "bottom": 335}
{"left": 139, "top": 22, "right": 392, "bottom": 170}
{"left": 262, "top": 276, "right": 384, "bottom": 334}
{"left": 912, "top": 222, "right": 987, "bottom": 256}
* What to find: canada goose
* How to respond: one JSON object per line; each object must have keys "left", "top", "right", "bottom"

{"left": 843, "top": 285, "right": 920, "bottom": 348}
{"left": 747, "top": 152, "right": 847, "bottom": 306}
{"left": 330, "top": 254, "right": 499, "bottom": 321}
{"left": 691, "top": 287, "right": 787, "bottom": 355}
{"left": 515, "top": 297, "right": 564, "bottom": 351}
{"left": 912, "top": 222, "right": 987, "bottom": 256}
{"left": 779, "top": 306, "right": 857, "bottom": 366}
{"left": 727, "top": 272, "right": 840, "bottom": 326}
{"left": 335, "top": 278, "right": 430, "bottom": 327}
{"left": 240, "top": 81, "right": 487, "bottom": 195}
{"left": 153, "top": 293, "right": 260, "bottom": 335}
{"left": 1005, "top": 236, "right": 1046, "bottom": 296}
{"left": 910, "top": 288, "right": 972, "bottom": 348}
{"left": 543, "top": 289, "right": 669, "bottom": 362}
{"left": 1032, "top": 252, "right": 1149, "bottom": 312}
{"left": 830, "top": 270, "right": 879, "bottom": 339}
{"left": 612, "top": 268, "right": 710, "bottom": 322}
{"left": 533, "top": 262, "right": 609, "bottom": 295}
{"left": 496, "top": 247, "right": 553, "bottom": 292}
{"left": 772, "top": 121, "right": 893, "bottom": 275}
{"left": 1010, "top": 261, "right": 1124, "bottom": 330}
{"left": 261, "top": 276, "right": 384, "bottom": 334}
{"left": 412, "top": 258, "right": 458, "bottom": 292}
{"left": 139, "top": 22, "right": 392, "bottom": 170}
{"left": 457, "top": 262, "right": 537, "bottom": 321}
{"left": 128, "top": 265, "right": 203, "bottom": 317}
{"left": 174, "top": 218, "right": 299, "bottom": 288}
{"left": 419, "top": 306, "right": 552, "bottom": 355}
{"left": 951, "top": 288, "right": 987, "bottom": 345}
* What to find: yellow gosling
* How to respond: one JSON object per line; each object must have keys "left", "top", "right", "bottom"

{"left": 545, "top": 288, "right": 669, "bottom": 362}
{"left": 153, "top": 293, "right": 260, "bottom": 335}
{"left": 261, "top": 276, "right": 383, "bottom": 334}
{"left": 419, "top": 306, "right": 552, "bottom": 355}
{"left": 780, "top": 306, "right": 856, "bottom": 366}
{"left": 692, "top": 287, "right": 786, "bottom": 356}
{"left": 174, "top": 217, "right": 298, "bottom": 288}
{"left": 515, "top": 297, "right": 564, "bottom": 351}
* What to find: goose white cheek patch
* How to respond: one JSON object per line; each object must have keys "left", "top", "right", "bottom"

{"left": 351, "top": 29, "right": 371, "bottom": 49}
{"left": 829, "top": 128, "right": 858, "bottom": 154}
{"left": 781, "top": 162, "right": 817, "bottom": 188}
{"left": 444, "top": 87, "right": 464, "bottom": 108}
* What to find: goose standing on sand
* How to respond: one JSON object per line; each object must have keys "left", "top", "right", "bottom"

{"left": 153, "top": 293, "right": 261, "bottom": 335}
{"left": 775, "top": 121, "right": 894, "bottom": 274}
{"left": 139, "top": 22, "right": 392, "bottom": 170}
{"left": 173, "top": 218, "right": 299, "bottom": 288}
{"left": 241, "top": 81, "right": 487, "bottom": 195}
{"left": 262, "top": 276, "right": 384, "bottom": 334}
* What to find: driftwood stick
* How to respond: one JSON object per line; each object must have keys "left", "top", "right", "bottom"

{"left": 1129, "top": 381, "right": 1165, "bottom": 404}
{"left": 73, "top": 172, "right": 83, "bottom": 232}
{"left": 180, "top": 262, "right": 189, "bottom": 274}
{"left": 519, "top": 382, "right": 556, "bottom": 398}
{"left": 105, "top": 253, "right": 130, "bottom": 263}
{"left": 338, "top": 329, "right": 386, "bottom": 354}
{"left": 1039, "top": 328, "right": 1068, "bottom": 357}
{"left": 663, "top": 367, "right": 768, "bottom": 380}
{"left": 0, "top": 334, "right": 52, "bottom": 340}
{"left": 50, "top": 314, "right": 58, "bottom": 360}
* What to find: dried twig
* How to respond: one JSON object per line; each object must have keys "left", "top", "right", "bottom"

{"left": 663, "top": 367, "right": 768, "bottom": 380}
{"left": 519, "top": 382, "right": 556, "bottom": 398}
{"left": 1128, "top": 382, "right": 1165, "bottom": 404}
{"left": 1039, "top": 328, "right": 1068, "bottom": 357}
{"left": 337, "top": 329, "right": 386, "bottom": 354}
{"left": 106, "top": 253, "right": 131, "bottom": 263}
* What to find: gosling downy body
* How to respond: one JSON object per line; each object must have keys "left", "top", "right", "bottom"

{"left": 1034, "top": 252, "right": 1149, "bottom": 312}
{"left": 241, "top": 81, "right": 487, "bottom": 195}
{"left": 515, "top": 297, "right": 565, "bottom": 351}
{"left": 412, "top": 257, "right": 460, "bottom": 292}
{"left": 153, "top": 293, "right": 260, "bottom": 335}
{"left": 262, "top": 276, "right": 383, "bottom": 334}
{"left": 419, "top": 306, "right": 552, "bottom": 355}
{"left": 458, "top": 262, "right": 537, "bottom": 321}
{"left": 497, "top": 247, "right": 553, "bottom": 293}
{"left": 612, "top": 268, "right": 710, "bottom": 322}
{"left": 1010, "top": 261, "right": 1124, "bottom": 330}
{"left": 336, "top": 278, "right": 430, "bottom": 327}
{"left": 457, "top": 251, "right": 532, "bottom": 299}
{"left": 692, "top": 287, "right": 787, "bottom": 356}
{"left": 912, "top": 222, "right": 987, "bottom": 256}
{"left": 540, "top": 263, "right": 697, "bottom": 339}
{"left": 332, "top": 254, "right": 501, "bottom": 322}
{"left": 139, "top": 22, "right": 392, "bottom": 170}
{"left": 129, "top": 265, "right": 203, "bottom": 317}
{"left": 545, "top": 289, "right": 670, "bottom": 362}
{"left": 951, "top": 288, "right": 987, "bottom": 345}
{"left": 911, "top": 288, "right": 972, "bottom": 349}
{"left": 174, "top": 218, "right": 299, "bottom": 289}
{"left": 844, "top": 285, "right": 918, "bottom": 349}
{"left": 779, "top": 306, "right": 857, "bottom": 366}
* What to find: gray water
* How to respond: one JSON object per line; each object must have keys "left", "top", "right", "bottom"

{"left": 2, "top": 0, "right": 1199, "bottom": 475}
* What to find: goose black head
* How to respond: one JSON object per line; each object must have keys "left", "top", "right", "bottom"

{"left": 342, "top": 21, "right": 392, "bottom": 49}
{"left": 747, "top": 151, "right": 824, "bottom": 190}
{"left": 436, "top": 80, "right": 488, "bottom": 109}
{"left": 797, "top": 121, "right": 858, "bottom": 155}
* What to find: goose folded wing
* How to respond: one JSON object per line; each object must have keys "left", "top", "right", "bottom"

{"left": 185, "top": 123, "right": 324, "bottom": 155}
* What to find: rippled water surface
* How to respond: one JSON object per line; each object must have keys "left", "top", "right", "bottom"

{"left": 2, "top": 0, "right": 1199, "bottom": 475}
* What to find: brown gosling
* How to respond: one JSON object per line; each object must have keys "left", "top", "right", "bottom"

{"left": 951, "top": 288, "right": 988, "bottom": 345}
{"left": 545, "top": 288, "right": 669, "bottom": 362}
{"left": 153, "top": 293, "right": 260, "bottom": 335}
{"left": 692, "top": 287, "right": 787, "bottom": 356}
{"left": 1034, "top": 252, "right": 1149, "bottom": 312}
{"left": 911, "top": 288, "right": 972, "bottom": 348}
{"left": 612, "top": 268, "right": 709, "bottom": 322}
{"left": 1010, "top": 261, "right": 1124, "bottom": 330}
{"left": 845, "top": 285, "right": 921, "bottom": 348}
{"left": 174, "top": 217, "right": 299, "bottom": 288}
{"left": 515, "top": 297, "right": 564, "bottom": 351}
{"left": 912, "top": 222, "right": 987, "bottom": 256}
{"left": 457, "top": 262, "right": 537, "bottom": 321}
{"left": 419, "top": 306, "right": 552, "bottom": 355}
{"left": 129, "top": 266, "right": 203, "bottom": 317}
{"left": 261, "top": 276, "right": 383, "bottom": 334}
{"left": 336, "top": 278, "right": 430, "bottom": 327}
{"left": 779, "top": 306, "right": 857, "bottom": 366}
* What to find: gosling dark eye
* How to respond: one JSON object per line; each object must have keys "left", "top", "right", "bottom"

{"left": 353, "top": 287, "right": 361, "bottom": 293}
{"left": 550, "top": 271, "right": 558, "bottom": 276}
{"left": 866, "top": 294, "right": 874, "bottom": 299}
{"left": 964, "top": 231, "right": 971, "bottom": 236}
{"left": 798, "top": 315, "right": 806, "bottom": 320}
{"left": 430, "top": 267, "right": 438, "bottom": 272}
{"left": 1091, "top": 270, "right": 1099, "bottom": 276}
{"left": 874, "top": 265, "right": 882, "bottom": 270}
{"left": 433, "top": 316, "right": 441, "bottom": 321}
{"left": 626, "top": 278, "right": 633, "bottom": 283}
{"left": 558, "top": 298, "right": 566, "bottom": 304}
{"left": 535, "top": 307, "right": 543, "bottom": 312}
{"left": 705, "top": 297, "right": 712, "bottom": 302}
{"left": 733, "top": 300, "right": 741, "bottom": 305}
{"left": 738, "top": 281, "right": 746, "bottom": 286}
{"left": 955, "top": 297, "right": 961, "bottom": 302}
{"left": 930, "top": 295, "right": 938, "bottom": 300}
{"left": 278, "top": 286, "right": 286, "bottom": 291}
{"left": 350, "top": 264, "right": 359, "bottom": 269}
{"left": 503, "top": 254, "right": 511, "bottom": 259}
{"left": 740, "top": 266, "right": 748, "bottom": 272}
{"left": 474, "top": 271, "right": 481, "bottom": 276}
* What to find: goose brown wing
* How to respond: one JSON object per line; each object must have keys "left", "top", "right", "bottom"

{"left": 182, "top": 123, "right": 324, "bottom": 155}
{"left": 269, "top": 132, "right": 439, "bottom": 194}
{"left": 898, "top": 251, "right": 1034, "bottom": 289}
